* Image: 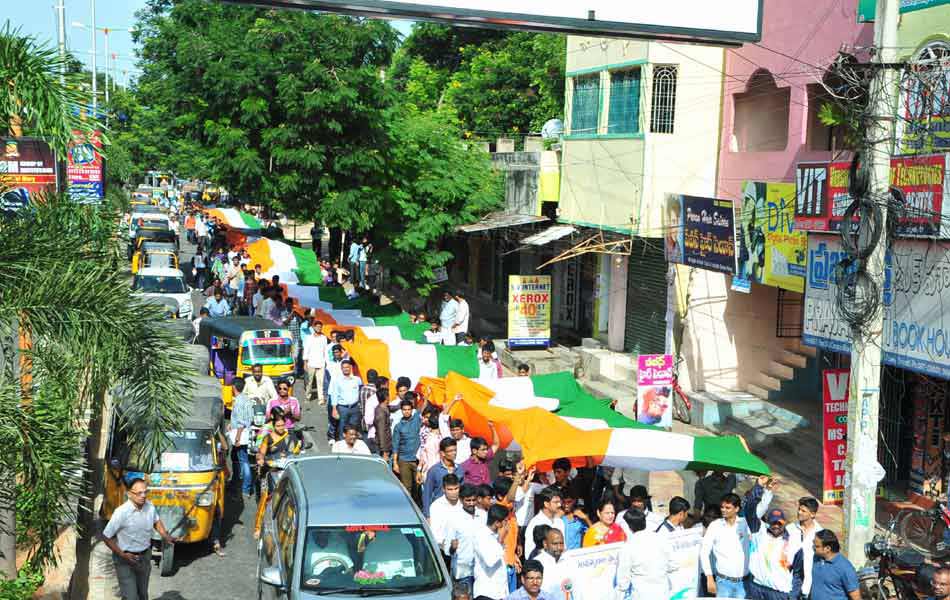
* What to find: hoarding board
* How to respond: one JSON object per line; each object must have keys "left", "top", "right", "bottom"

{"left": 0, "top": 137, "right": 58, "bottom": 212}
{"left": 735, "top": 181, "right": 806, "bottom": 292}
{"left": 822, "top": 369, "right": 849, "bottom": 505}
{"left": 636, "top": 354, "right": 674, "bottom": 428}
{"left": 508, "top": 275, "right": 551, "bottom": 347}
{"left": 231, "top": 0, "right": 763, "bottom": 44}
{"left": 67, "top": 130, "right": 104, "bottom": 203}
{"left": 665, "top": 193, "right": 736, "bottom": 274}
{"left": 803, "top": 233, "right": 950, "bottom": 379}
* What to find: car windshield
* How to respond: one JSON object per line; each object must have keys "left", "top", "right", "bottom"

{"left": 128, "top": 429, "right": 215, "bottom": 472}
{"left": 300, "top": 526, "right": 443, "bottom": 595}
{"left": 133, "top": 275, "right": 187, "bottom": 294}
{"left": 241, "top": 338, "right": 294, "bottom": 365}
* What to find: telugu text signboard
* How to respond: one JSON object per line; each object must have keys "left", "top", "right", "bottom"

{"left": 665, "top": 193, "right": 736, "bottom": 275}
{"left": 67, "top": 130, "right": 104, "bottom": 203}
{"left": 0, "top": 137, "right": 58, "bottom": 212}
{"left": 637, "top": 354, "right": 674, "bottom": 428}
{"left": 507, "top": 275, "right": 551, "bottom": 348}
{"left": 822, "top": 369, "right": 849, "bottom": 505}
{"left": 795, "top": 155, "right": 950, "bottom": 237}
{"left": 232, "top": 0, "right": 763, "bottom": 44}
{"left": 804, "top": 234, "right": 950, "bottom": 379}
{"left": 735, "top": 181, "right": 806, "bottom": 293}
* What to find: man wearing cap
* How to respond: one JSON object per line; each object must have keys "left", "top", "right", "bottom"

{"left": 743, "top": 476, "right": 803, "bottom": 600}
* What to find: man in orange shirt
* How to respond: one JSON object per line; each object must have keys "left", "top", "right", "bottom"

{"left": 492, "top": 462, "right": 535, "bottom": 594}
{"left": 184, "top": 212, "right": 197, "bottom": 244}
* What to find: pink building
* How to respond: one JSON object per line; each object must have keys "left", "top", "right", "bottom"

{"left": 717, "top": 0, "right": 873, "bottom": 200}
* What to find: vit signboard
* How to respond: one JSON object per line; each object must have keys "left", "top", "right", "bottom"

{"left": 233, "top": 0, "right": 763, "bottom": 44}
{"left": 803, "top": 233, "right": 950, "bottom": 379}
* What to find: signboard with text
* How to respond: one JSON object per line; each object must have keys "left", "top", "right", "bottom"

{"left": 795, "top": 155, "right": 950, "bottom": 237}
{"left": 803, "top": 234, "right": 950, "bottom": 379}
{"left": 507, "top": 275, "right": 551, "bottom": 347}
{"left": 735, "top": 181, "right": 806, "bottom": 292}
{"left": 0, "top": 137, "right": 58, "bottom": 212}
{"left": 66, "top": 130, "right": 104, "bottom": 203}
{"left": 636, "top": 353, "right": 674, "bottom": 428}
{"left": 665, "top": 193, "right": 736, "bottom": 274}
{"left": 822, "top": 369, "right": 849, "bottom": 504}
{"left": 858, "top": 0, "right": 950, "bottom": 22}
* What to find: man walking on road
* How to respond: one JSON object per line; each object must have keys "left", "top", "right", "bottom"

{"left": 422, "top": 438, "right": 467, "bottom": 517}
{"left": 474, "top": 505, "right": 511, "bottom": 600}
{"left": 809, "top": 530, "right": 860, "bottom": 600}
{"left": 329, "top": 359, "right": 362, "bottom": 440}
{"left": 101, "top": 478, "right": 179, "bottom": 600}
{"left": 525, "top": 486, "right": 566, "bottom": 559}
{"left": 616, "top": 508, "right": 673, "bottom": 599}
{"left": 392, "top": 399, "right": 422, "bottom": 497}
{"left": 205, "top": 288, "right": 231, "bottom": 318}
{"left": 303, "top": 320, "right": 328, "bottom": 404}
{"left": 229, "top": 378, "right": 254, "bottom": 497}
{"left": 701, "top": 493, "right": 751, "bottom": 598}
{"left": 536, "top": 528, "right": 567, "bottom": 600}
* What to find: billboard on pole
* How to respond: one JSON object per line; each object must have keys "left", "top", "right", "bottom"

{"left": 0, "top": 137, "right": 58, "bottom": 212}
{"left": 67, "top": 130, "right": 105, "bottom": 204}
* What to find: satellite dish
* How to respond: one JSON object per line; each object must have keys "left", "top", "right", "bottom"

{"left": 541, "top": 119, "right": 564, "bottom": 140}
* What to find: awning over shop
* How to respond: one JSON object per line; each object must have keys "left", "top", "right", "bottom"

{"left": 457, "top": 211, "right": 548, "bottom": 233}
{"left": 522, "top": 224, "right": 576, "bottom": 245}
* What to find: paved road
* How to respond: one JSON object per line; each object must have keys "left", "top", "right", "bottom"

{"left": 148, "top": 235, "right": 330, "bottom": 600}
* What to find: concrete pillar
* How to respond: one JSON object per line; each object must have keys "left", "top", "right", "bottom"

{"left": 496, "top": 138, "right": 515, "bottom": 153}
{"left": 607, "top": 255, "right": 628, "bottom": 351}
{"left": 524, "top": 136, "right": 544, "bottom": 152}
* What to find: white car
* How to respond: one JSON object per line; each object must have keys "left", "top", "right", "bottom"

{"left": 132, "top": 267, "right": 194, "bottom": 320}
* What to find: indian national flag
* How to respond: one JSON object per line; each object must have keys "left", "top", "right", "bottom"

{"left": 206, "top": 208, "right": 262, "bottom": 230}
{"left": 245, "top": 238, "right": 322, "bottom": 284}
{"left": 425, "top": 372, "right": 769, "bottom": 475}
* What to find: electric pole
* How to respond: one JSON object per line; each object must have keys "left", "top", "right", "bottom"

{"left": 56, "top": 0, "right": 66, "bottom": 85}
{"left": 841, "top": 0, "right": 900, "bottom": 559}
{"left": 90, "top": 0, "right": 97, "bottom": 114}
{"left": 103, "top": 28, "right": 109, "bottom": 105}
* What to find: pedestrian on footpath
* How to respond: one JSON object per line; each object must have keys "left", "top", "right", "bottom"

{"left": 228, "top": 378, "right": 255, "bottom": 498}
{"left": 809, "top": 530, "right": 860, "bottom": 600}
{"left": 101, "top": 478, "right": 179, "bottom": 600}
{"left": 392, "top": 399, "right": 422, "bottom": 496}
{"left": 505, "top": 560, "right": 553, "bottom": 600}
{"left": 700, "top": 493, "right": 751, "bottom": 598}
{"left": 474, "top": 505, "right": 512, "bottom": 600}
{"left": 743, "top": 477, "right": 803, "bottom": 600}
{"left": 615, "top": 508, "right": 673, "bottom": 599}
{"left": 439, "top": 290, "right": 459, "bottom": 346}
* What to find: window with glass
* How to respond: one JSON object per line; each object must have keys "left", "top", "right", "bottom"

{"left": 300, "top": 525, "right": 444, "bottom": 595}
{"left": 650, "top": 65, "right": 678, "bottom": 134}
{"left": 132, "top": 275, "right": 187, "bottom": 294}
{"left": 571, "top": 74, "right": 601, "bottom": 135}
{"left": 608, "top": 69, "right": 641, "bottom": 134}
{"left": 120, "top": 429, "right": 216, "bottom": 472}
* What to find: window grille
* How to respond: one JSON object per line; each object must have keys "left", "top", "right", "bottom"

{"left": 571, "top": 75, "right": 601, "bottom": 135}
{"left": 650, "top": 65, "right": 678, "bottom": 134}
{"left": 608, "top": 69, "right": 641, "bottom": 134}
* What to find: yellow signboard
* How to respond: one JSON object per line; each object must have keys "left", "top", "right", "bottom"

{"left": 507, "top": 275, "right": 552, "bottom": 347}
{"left": 735, "top": 181, "right": 806, "bottom": 293}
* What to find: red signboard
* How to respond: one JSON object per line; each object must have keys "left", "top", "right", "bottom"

{"left": 796, "top": 154, "right": 950, "bottom": 237}
{"left": 0, "top": 137, "right": 58, "bottom": 212}
{"left": 822, "top": 369, "right": 850, "bottom": 505}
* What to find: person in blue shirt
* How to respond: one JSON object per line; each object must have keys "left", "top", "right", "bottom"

{"left": 560, "top": 489, "right": 590, "bottom": 550}
{"left": 204, "top": 288, "right": 231, "bottom": 318}
{"left": 809, "top": 530, "right": 860, "bottom": 600}
{"left": 392, "top": 400, "right": 422, "bottom": 497}
{"left": 422, "top": 437, "right": 467, "bottom": 518}
{"left": 505, "top": 560, "right": 555, "bottom": 600}
{"left": 328, "top": 359, "right": 362, "bottom": 441}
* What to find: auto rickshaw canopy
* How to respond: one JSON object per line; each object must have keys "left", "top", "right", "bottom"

{"left": 196, "top": 316, "right": 289, "bottom": 347}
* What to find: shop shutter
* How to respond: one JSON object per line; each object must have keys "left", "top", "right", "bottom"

{"left": 624, "top": 239, "right": 667, "bottom": 354}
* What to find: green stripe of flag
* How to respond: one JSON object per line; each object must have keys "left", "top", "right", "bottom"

{"left": 239, "top": 211, "right": 262, "bottom": 229}
{"left": 533, "top": 372, "right": 657, "bottom": 430}
{"left": 435, "top": 345, "right": 480, "bottom": 378}
{"left": 290, "top": 246, "right": 322, "bottom": 285}
{"left": 691, "top": 436, "right": 770, "bottom": 475}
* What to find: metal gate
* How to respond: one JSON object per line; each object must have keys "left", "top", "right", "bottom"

{"left": 624, "top": 239, "right": 667, "bottom": 355}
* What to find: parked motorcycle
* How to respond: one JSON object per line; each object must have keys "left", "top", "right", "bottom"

{"left": 861, "top": 517, "right": 936, "bottom": 599}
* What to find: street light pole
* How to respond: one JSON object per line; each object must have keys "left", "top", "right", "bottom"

{"left": 102, "top": 28, "right": 110, "bottom": 105}
{"left": 90, "top": 0, "right": 97, "bottom": 114}
{"left": 56, "top": 0, "right": 66, "bottom": 84}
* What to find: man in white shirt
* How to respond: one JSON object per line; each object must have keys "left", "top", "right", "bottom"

{"left": 302, "top": 320, "right": 328, "bottom": 404}
{"left": 524, "top": 486, "right": 566, "bottom": 559}
{"left": 244, "top": 364, "right": 277, "bottom": 406}
{"left": 653, "top": 496, "right": 691, "bottom": 537}
{"left": 536, "top": 528, "right": 568, "bottom": 600}
{"left": 474, "top": 505, "right": 511, "bottom": 600}
{"left": 439, "top": 394, "right": 472, "bottom": 464}
{"left": 439, "top": 291, "right": 458, "bottom": 346}
{"left": 453, "top": 291, "right": 470, "bottom": 344}
{"left": 616, "top": 508, "right": 673, "bottom": 599}
{"left": 786, "top": 496, "right": 824, "bottom": 598}
{"left": 700, "top": 492, "right": 751, "bottom": 598}
{"left": 429, "top": 474, "right": 464, "bottom": 554}
{"left": 444, "top": 484, "right": 487, "bottom": 590}
{"left": 330, "top": 424, "right": 371, "bottom": 455}
{"left": 478, "top": 348, "right": 500, "bottom": 380}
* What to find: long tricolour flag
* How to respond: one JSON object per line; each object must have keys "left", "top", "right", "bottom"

{"left": 207, "top": 208, "right": 262, "bottom": 231}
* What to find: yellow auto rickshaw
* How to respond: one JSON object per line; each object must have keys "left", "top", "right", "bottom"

{"left": 196, "top": 316, "right": 295, "bottom": 411}
{"left": 103, "top": 375, "right": 226, "bottom": 575}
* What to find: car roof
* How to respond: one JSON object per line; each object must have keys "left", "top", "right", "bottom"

{"left": 290, "top": 456, "right": 424, "bottom": 527}
{"left": 137, "top": 267, "right": 185, "bottom": 278}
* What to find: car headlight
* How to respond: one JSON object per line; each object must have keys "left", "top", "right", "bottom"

{"left": 196, "top": 492, "right": 214, "bottom": 507}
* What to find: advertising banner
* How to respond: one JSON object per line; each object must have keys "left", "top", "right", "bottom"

{"left": 822, "top": 369, "right": 849, "bottom": 504}
{"left": 636, "top": 353, "right": 674, "bottom": 428}
{"left": 507, "top": 275, "right": 552, "bottom": 347}
{"left": 667, "top": 526, "right": 703, "bottom": 598}
{"left": 735, "top": 181, "right": 806, "bottom": 292}
{"left": 0, "top": 137, "right": 57, "bottom": 212}
{"left": 665, "top": 193, "right": 736, "bottom": 274}
{"left": 803, "top": 234, "right": 950, "bottom": 379}
{"left": 557, "top": 542, "right": 620, "bottom": 600}
{"left": 795, "top": 154, "right": 950, "bottom": 237}
{"left": 66, "top": 130, "right": 104, "bottom": 203}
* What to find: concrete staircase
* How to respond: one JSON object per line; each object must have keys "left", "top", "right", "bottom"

{"left": 745, "top": 338, "right": 817, "bottom": 401}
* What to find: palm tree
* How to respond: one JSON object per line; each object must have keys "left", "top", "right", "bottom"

{"left": 0, "top": 24, "right": 191, "bottom": 589}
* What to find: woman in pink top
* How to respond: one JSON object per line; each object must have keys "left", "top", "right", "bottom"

{"left": 416, "top": 410, "right": 442, "bottom": 478}
{"left": 265, "top": 381, "right": 301, "bottom": 428}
